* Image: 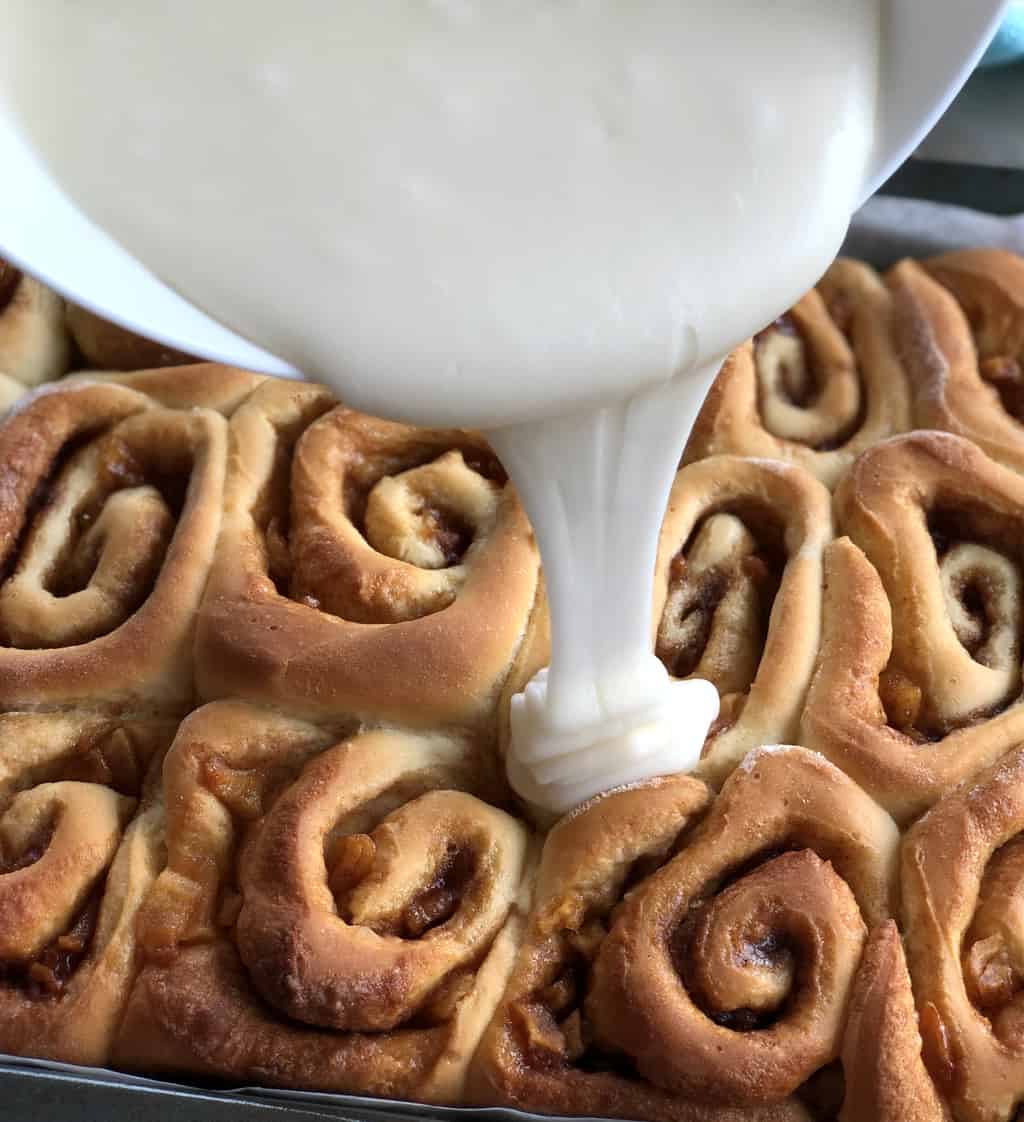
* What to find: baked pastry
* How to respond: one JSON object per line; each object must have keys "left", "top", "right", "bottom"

{"left": 838, "top": 921, "right": 950, "bottom": 1122}
{"left": 196, "top": 379, "right": 543, "bottom": 729}
{"left": 802, "top": 431, "right": 1024, "bottom": 822}
{"left": 654, "top": 456, "right": 832, "bottom": 784}
{"left": 115, "top": 700, "right": 534, "bottom": 1102}
{"left": 67, "top": 302, "right": 197, "bottom": 371}
{"left": 0, "top": 711, "right": 172, "bottom": 1064}
{"left": 63, "top": 362, "right": 265, "bottom": 415}
{"left": 5, "top": 247, "right": 1024, "bottom": 1119}
{"left": 685, "top": 260, "right": 912, "bottom": 488}
{"left": 891, "top": 249, "right": 1024, "bottom": 474}
{"left": 0, "top": 255, "right": 71, "bottom": 392}
{"left": 471, "top": 746, "right": 900, "bottom": 1120}
{"left": 0, "top": 379, "right": 228, "bottom": 713}
{"left": 902, "top": 745, "right": 1024, "bottom": 1122}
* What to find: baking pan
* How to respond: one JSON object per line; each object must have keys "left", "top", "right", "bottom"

{"left": 0, "top": 1056, "right": 563, "bottom": 1122}
{"left": 0, "top": 194, "right": 1020, "bottom": 1122}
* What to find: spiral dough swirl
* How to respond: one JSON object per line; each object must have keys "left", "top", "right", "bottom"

{"left": 196, "top": 381, "right": 541, "bottom": 727}
{"left": 118, "top": 702, "right": 533, "bottom": 1103}
{"left": 903, "top": 745, "right": 1024, "bottom": 1122}
{"left": 586, "top": 747, "right": 899, "bottom": 1107}
{"left": 803, "top": 431, "right": 1024, "bottom": 822}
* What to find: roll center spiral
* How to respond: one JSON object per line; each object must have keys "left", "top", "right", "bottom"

{"left": 0, "top": 782, "right": 135, "bottom": 995}
{"left": 754, "top": 307, "right": 863, "bottom": 451}
{"left": 0, "top": 409, "right": 208, "bottom": 650}
{"left": 362, "top": 450, "right": 499, "bottom": 571}
{"left": 232, "top": 737, "right": 529, "bottom": 1032}
{"left": 657, "top": 511, "right": 779, "bottom": 696}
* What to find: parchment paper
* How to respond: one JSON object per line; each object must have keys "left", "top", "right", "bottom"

{"left": 843, "top": 195, "right": 1024, "bottom": 264}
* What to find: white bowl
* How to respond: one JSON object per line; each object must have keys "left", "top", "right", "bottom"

{"left": 0, "top": 0, "right": 1008, "bottom": 376}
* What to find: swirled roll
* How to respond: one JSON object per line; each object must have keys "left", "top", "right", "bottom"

{"left": 64, "top": 362, "right": 266, "bottom": 416}
{"left": 66, "top": 302, "right": 197, "bottom": 372}
{"left": 587, "top": 747, "right": 898, "bottom": 1110}
{"left": 0, "top": 380, "right": 227, "bottom": 712}
{"left": 903, "top": 745, "right": 1024, "bottom": 1122}
{"left": 654, "top": 456, "right": 832, "bottom": 785}
{"left": 196, "top": 380, "right": 542, "bottom": 728}
{"left": 802, "top": 431, "right": 1024, "bottom": 823}
{"left": 0, "top": 710, "right": 171, "bottom": 1064}
{"left": 839, "top": 921, "right": 950, "bottom": 1122}
{"left": 891, "top": 250, "right": 1024, "bottom": 475}
{"left": 474, "top": 746, "right": 899, "bottom": 1118}
{"left": 114, "top": 701, "right": 535, "bottom": 1103}
{"left": 0, "top": 256, "right": 71, "bottom": 392}
{"left": 685, "top": 260, "right": 911, "bottom": 488}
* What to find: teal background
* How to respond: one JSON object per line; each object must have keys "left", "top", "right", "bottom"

{"left": 982, "top": 3, "right": 1024, "bottom": 66}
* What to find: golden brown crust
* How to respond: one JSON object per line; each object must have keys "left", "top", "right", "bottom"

{"left": 0, "top": 261, "right": 71, "bottom": 388}
{"left": 468, "top": 772, "right": 810, "bottom": 1121}
{"left": 117, "top": 939, "right": 464, "bottom": 1097}
{"left": 116, "top": 701, "right": 535, "bottom": 1102}
{"left": 902, "top": 745, "right": 1024, "bottom": 1122}
{"left": 6, "top": 251, "right": 1024, "bottom": 1115}
{"left": 588, "top": 748, "right": 899, "bottom": 1109}
{"left": 839, "top": 921, "right": 949, "bottom": 1122}
{"left": 473, "top": 749, "right": 897, "bottom": 1119}
{"left": 195, "top": 378, "right": 542, "bottom": 728}
{"left": 654, "top": 456, "right": 832, "bottom": 785}
{"left": 0, "top": 380, "right": 227, "bottom": 712}
{"left": 0, "top": 713, "right": 172, "bottom": 1065}
{"left": 66, "top": 303, "right": 197, "bottom": 371}
{"left": 64, "top": 363, "right": 266, "bottom": 415}
{"left": 891, "top": 250, "right": 1024, "bottom": 475}
{"left": 803, "top": 431, "right": 1024, "bottom": 823}
{"left": 685, "top": 259, "right": 912, "bottom": 488}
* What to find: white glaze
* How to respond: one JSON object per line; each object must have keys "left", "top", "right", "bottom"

{"left": 0, "top": 1, "right": 882, "bottom": 814}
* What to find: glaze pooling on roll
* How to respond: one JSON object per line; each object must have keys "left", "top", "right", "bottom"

{"left": 493, "top": 378, "right": 722, "bottom": 816}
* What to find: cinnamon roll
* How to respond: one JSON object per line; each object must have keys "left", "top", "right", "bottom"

{"left": 196, "top": 380, "right": 542, "bottom": 728}
{"left": 839, "top": 921, "right": 950, "bottom": 1122}
{"left": 0, "top": 710, "right": 172, "bottom": 1065}
{"left": 891, "top": 249, "right": 1024, "bottom": 475}
{"left": 0, "top": 380, "right": 227, "bottom": 713}
{"left": 802, "top": 431, "right": 1024, "bottom": 823}
{"left": 685, "top": 260, "right": 911, "bottom": 488}
{"left": 473, "top": 746, "right": 899, "bottom": 1119}
{"left": 115, "top": 701, "right": 534, "bottom": 1103}
{"left": 654, "top": 456, "right": 832, "bottom": 785}
{"left": 67, "top": 302, "right": 197, "bottom": 372}
{"left": 0, "top": 373, "right": 26, "bottom": 415}
{"left": 0, "top": 256, "right": 71, "bottom": 389}
{"left": 902, "top": 745, "right": 1024, "bottom": 1122}
{"left": 64, "top": 363, "right": 265, "bottom": 415}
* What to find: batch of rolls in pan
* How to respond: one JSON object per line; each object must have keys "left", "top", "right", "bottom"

{"left": 2, "top": 247, "right": 1024, "bottom": 1122}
